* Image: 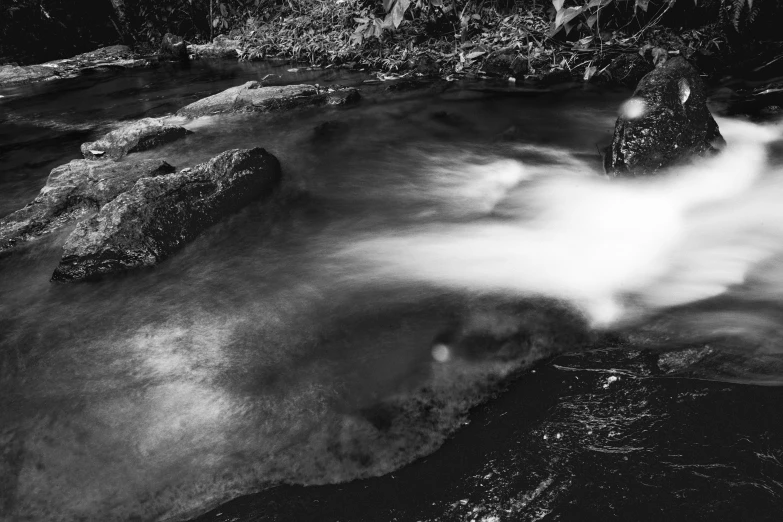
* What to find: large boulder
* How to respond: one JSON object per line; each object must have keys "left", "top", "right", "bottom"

{"left": 52, "top": 147, "right": 281, "bottom": 282}
{"left": 603, "top": 57, "right": 724, "bottom": 177}
{"left": 176, "top": 81, "right": 360, "bottom": 118}
{"left": 81, "top": 118, "right": 193, "bottom": 160}
{"left": 0, "top": 159, "right": 174, "bottom": 252}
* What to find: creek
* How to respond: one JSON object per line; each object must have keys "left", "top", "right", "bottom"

{"left": 1, "top": 60, "right": 782, "bottom": 521}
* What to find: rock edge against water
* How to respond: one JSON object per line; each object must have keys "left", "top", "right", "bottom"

{"left": 52, "top": 147, "right": 282, "bottom": 282}
{"left": 0, "top": 159, "right": 175, "bottom": 253}
{"left": 603, "top": 56, "right": 724, "bottom": 177}
{"left": 0, "top": 45, "right": 149, "bottom": 86}
{"left": 189, "top": 35, "right": 241, "bottom": 59}
{"left": 177, "top": 81, "right": 361, "bottom": 118}
{"left": 81, "top": 118, "right": 193, "bottom": 160}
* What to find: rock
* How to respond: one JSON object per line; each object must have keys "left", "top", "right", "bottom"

{"left": 0, "top": 159, "right": 174, "bottom": 252}
{"left": 603, "top": 57, "right": 724, "bottom": 177}
{"left": 176, "top": 82, "right": 360, "bottom": 117}
{"left": 0, "top": 64, "right": 60, "bottom": 85}
{"left": 70, "top": 45, "right": 137, "bottom": 63}
{"left": 189, "top": 35, "right": 241, "bottom": 59}
{"left": 483, "top": 50, "right": 528, "bottom": 78}
{"left": 0, "top": 45, "right": 146, "bottom": 86}
{"left": 80, "top": 118, "right": 193, "bottom": 160}
{"left": 312, "top": 120, "right": 348, "bottom": 143}
{"left": 52, "top": 147, "right": 281, "bottom": 282}
{"left": 601, "top": 53, "right": 654, "bottom": 87}
{"left": 430, "top": 299, "right": 595, "bottom": 364}
{"left": 325, "top": 86, "right": 361, "bottom": 106}
{"left": 161, "top": 33, "right": 188, "bottom": 61}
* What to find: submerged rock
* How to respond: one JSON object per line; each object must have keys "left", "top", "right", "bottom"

{"left": 0, "top": 159, "right": 175, "bottom": 252}
{"left": 161, "top": 33, "right": 188, "bottom": 61}
{"left": 312, "top": 120, "right": 348, "bottom": 143}
{"left": 604, "top": 57, "right": 724, "bottom": 176}
{"left": 430, "top": 299, "right": 600, "bottom": 364}
{"left": 81, "top": 118, "right": 193, "bottom": 160}
{"left": 176, "top": 81, "right": 360, "bottom": 117}
{"left": 52, "top": 147, "right": 281, "bottom": 282}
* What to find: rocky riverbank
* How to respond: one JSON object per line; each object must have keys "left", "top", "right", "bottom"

{"left": 0, "top": 45, "right": 150, "bottom": 87}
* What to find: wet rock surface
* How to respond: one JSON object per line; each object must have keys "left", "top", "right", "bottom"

{"left": 0, "top": 45, "right": 148, "bottom": 86}
{"left": 0, "top": 64, "right": 60, "bottom": 85}
{"left": 192, "top": 347, "right": 783, "bottom": 522}
{"left": 604, "top": 57, "right": 724, "bottom": 176}
{"left": 80, "top": 118, "right": 193, "bottom": 160}
{"left": 176, "top": 82, "right": 360, "bottom": 118}
{"left": 189, "top": 35, "right": 241, "bottom": 59}
{"left": 52, "top": 147, "right": 281, "bottom": 282}
{"left": 0, "top": 159, "right": 175, "bottom": 252}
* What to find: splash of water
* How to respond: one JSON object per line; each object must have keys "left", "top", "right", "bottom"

{"left": 340, "top": 118, "right": 783, "bottom": 328}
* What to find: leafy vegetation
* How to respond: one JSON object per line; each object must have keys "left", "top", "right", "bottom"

{"left": 1, "top": 0, "right": 782, "bottom": 80}
{"left": 234, "top": 0, "right": 781, "bottom": 81}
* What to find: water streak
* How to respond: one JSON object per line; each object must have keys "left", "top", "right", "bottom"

{"left": 340, "top": 118, "right": 783, "bottom": 331}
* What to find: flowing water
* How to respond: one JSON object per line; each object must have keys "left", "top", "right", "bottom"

{"left": 1, "top": 61, "right": 783, "bottom": 521}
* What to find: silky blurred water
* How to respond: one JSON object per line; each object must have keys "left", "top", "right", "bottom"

{"left": 1, "top": 60, "right": 782, "bottom": 521}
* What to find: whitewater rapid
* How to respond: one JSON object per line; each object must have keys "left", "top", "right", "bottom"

{"left": 340, "top": 118, "right": 783, "bottom": 329}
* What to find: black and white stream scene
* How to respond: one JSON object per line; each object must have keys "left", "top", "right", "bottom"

{"left": 2, "top": 1, "right": 783, "bottom": 521}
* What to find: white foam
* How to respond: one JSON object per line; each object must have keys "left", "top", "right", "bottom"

{"left": 340, "top": 118, "right": 783, "bottom": 327}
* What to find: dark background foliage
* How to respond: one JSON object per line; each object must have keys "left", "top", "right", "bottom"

{"left": 1, "top": 0, "right": 781, "bottom": 65}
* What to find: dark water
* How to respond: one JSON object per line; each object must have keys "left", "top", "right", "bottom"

{"left": 1, "top": 61, "right": 782, "bottom": 521}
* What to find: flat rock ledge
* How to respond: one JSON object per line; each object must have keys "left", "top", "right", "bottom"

{"left": 81, "top": 118, "right": 193, "bottom": 160}
{"left": 189, "top": 35, "right": 241, "bottom": 59}
{"left": 52, "top": 147, "right": 282, "bottom": 282}
{"left": 176, "top": 81, "right": 360, "bottom": 117}
{"left": 0, "top": 159, "right": 175, "bottom": 253}
{"left": 0, "top": 45, "right": 149, "bottom": 87}
{"left": 604, "top": 56, "right": 724, "bottom": 177}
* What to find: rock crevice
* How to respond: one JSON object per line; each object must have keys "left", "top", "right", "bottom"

{"left": 0, "top": 159, "right": 175, "bottom": 252}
